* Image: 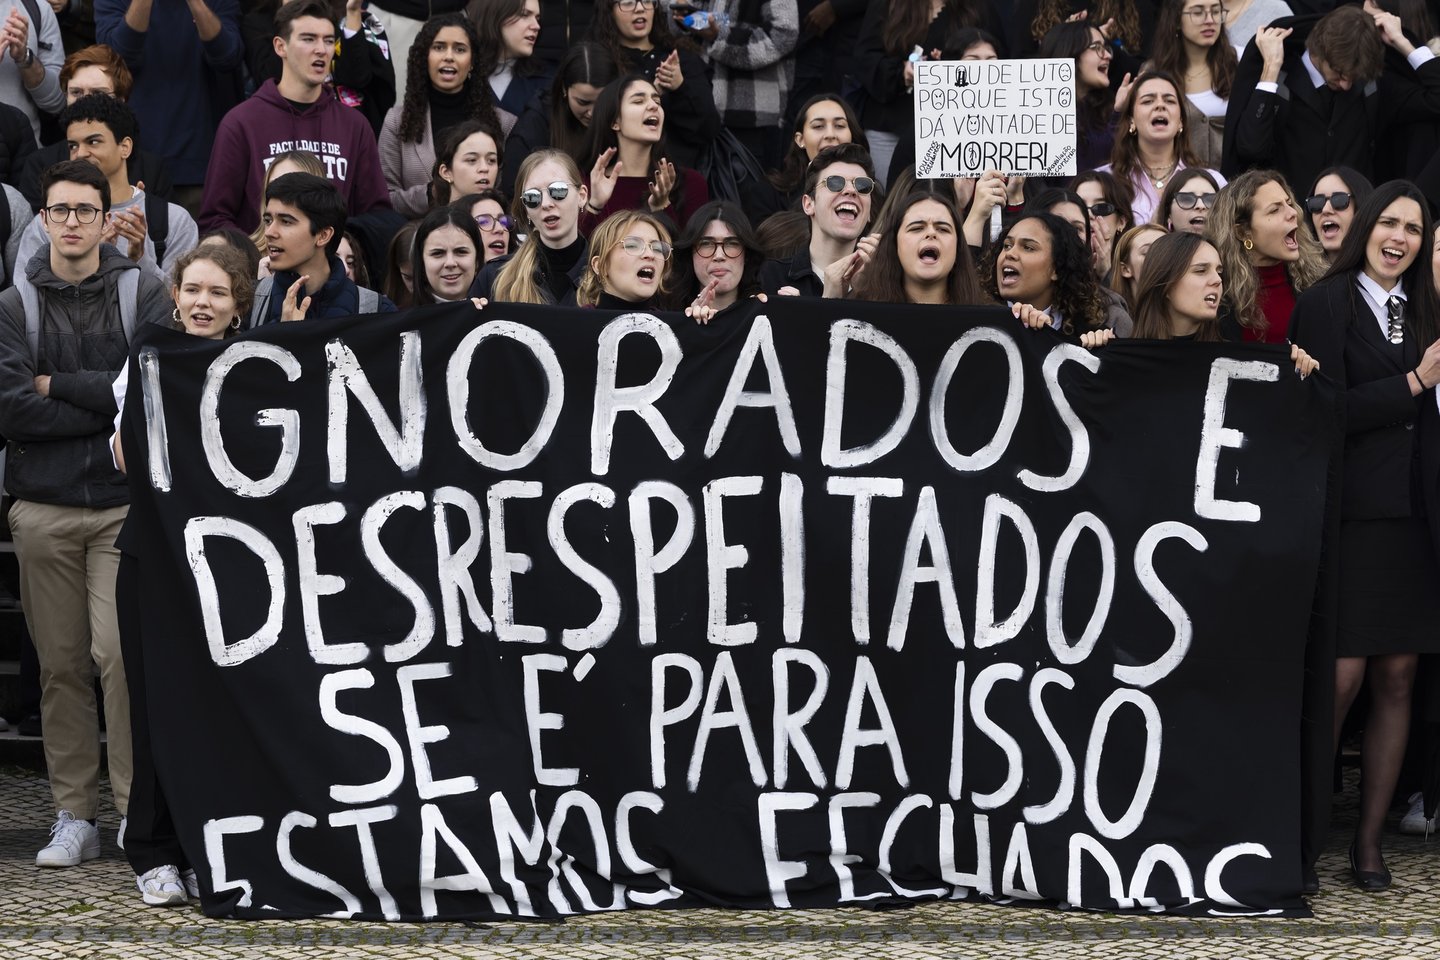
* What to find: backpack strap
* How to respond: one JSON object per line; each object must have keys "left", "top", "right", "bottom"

{"left": 118, "top": 269, "right": 139, "bottom": 344}
{"left": 0, "top": 188, "right": 11, "bottom": 281}
{"left": 145, "top": 193, "right": 170, "bottom": 267}
{"left": 18, "top": 0, "right": 51, "bottom": 53}
{"left": 249, "top": 276, "right": 274, "bottom": 328}
{"left": 20, "top": 275, "right": 38, "bottom": 366}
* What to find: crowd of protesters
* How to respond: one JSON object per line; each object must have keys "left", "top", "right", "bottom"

{"left": 2, "top": 0, "right": 1440, "bottom": 910}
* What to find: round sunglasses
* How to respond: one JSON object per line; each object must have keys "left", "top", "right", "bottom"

{"left": 520, "top": 181, "right": 575, "bottom": 209}
{"left": 820, "top": 175, "right": 876, "bottom": 195}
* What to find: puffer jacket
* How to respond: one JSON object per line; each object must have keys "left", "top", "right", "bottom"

{"left": 0, "top": 244, "right": 170, "bottom": 507}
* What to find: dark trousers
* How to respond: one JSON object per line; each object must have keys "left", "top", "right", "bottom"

{"left": 116, "top": 554, "right": 188, "bottom": 874}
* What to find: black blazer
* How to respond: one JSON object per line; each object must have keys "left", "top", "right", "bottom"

{"left": 1290, "top": 272, "right": 1425, "bottom": 520}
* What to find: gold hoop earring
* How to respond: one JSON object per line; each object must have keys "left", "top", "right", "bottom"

{"left": 1243, "top": 238, "right": 1254, "bottom": 251}
{"left": 1129, "top": 124, "right": 1137, "bottom": 135}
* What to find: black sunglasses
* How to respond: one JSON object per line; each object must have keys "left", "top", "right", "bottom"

{"left": 1304, "top": 191, "right": 1352, "bottom": 213}
{"left": 1087, "top": 201, "right": 1116, "bottom": 218}
{"left": 1174, "top": 191, "right": 1213, "bottom": 210}
{"left": 821, "top": 175, "right": 876, "bottom": 195}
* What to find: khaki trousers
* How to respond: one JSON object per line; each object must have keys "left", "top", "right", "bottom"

{"left": 10, "top": 500, "right": 131, "bottom": 818}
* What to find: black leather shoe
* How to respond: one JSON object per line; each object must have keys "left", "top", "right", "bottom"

{"left": 1349, "top": 844, "right": 1391, "bottom": 892}
{"left": 1303, "top": 866, "right": 1320, "bottom": 895}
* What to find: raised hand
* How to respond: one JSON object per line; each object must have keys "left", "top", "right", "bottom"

{"left": 588, "top": 147, "right": 622, "bottom": 212}
{"left": 281, "top": 275, "right": 312, "bottom": 322}
{"left": 647, "top": 158, "right": 677, "bottom": 212}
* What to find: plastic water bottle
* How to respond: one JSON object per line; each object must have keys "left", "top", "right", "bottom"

{"left": 682, "top": 10, "right": 730, "bottom": 30}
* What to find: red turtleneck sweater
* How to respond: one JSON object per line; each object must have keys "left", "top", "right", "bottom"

{"left": 1245, "top": 262, "right": 1297, "bottom": 344}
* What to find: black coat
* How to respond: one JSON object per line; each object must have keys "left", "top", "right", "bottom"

{"left": 536, "top": 0, "right": 596, "bottom": 68}
{"left": 612, "top": 44, "right": 719, "bottom": 170}
{"left": 0, "top": 102, "right": 36, "bottom": 190}
{"left": 1289, "top": 272, "right": 1427, "bottom": 520}
{"left": 1223, "top": 15, "right": 1440, "bottom": 194}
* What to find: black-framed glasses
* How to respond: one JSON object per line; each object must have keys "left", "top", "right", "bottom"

{"left": 615, "top": 0, "right": 653, "bottom": 9}
{"left": 1181, "top": 4, "right": 1227, "bottom": 22}
{"left": 45, "top": 203, "right": 101, "bottom": 224}
{"left": 475, "top": 214, "right": 512, "bottom": 230}
{"left": 620, "top": 236, "right": 672, "bottom": 259}
{"left": 821, "top": 175, "right": 875, "bottom": 195}
{"left": 1174, "top": 191, "right": 1213, "bottom": 210}
{"left": 1304, "top": 191, "right": 1352, "bottom": 213}
{"left": 520, "top": 181, "right": 574, "bottom": 208}
{"left": 1087, "top": 201, "right": 1116, "bottom": 218}
{"left": 694, "top": 236, "right": 744, "bottom": 258}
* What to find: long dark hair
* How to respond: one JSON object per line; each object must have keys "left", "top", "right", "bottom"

{"left": 1109, "top": 69, "right": 1200, "bottom": 186}
{"left": 398, "top": 13, "right": 502, "bottom": 144}
{"left": 1030, "top": 187, "right": 1093, "bottom": 250}
{"left": 1304, "top": 165, "right": 1375, "bottom": 234}
{"left": 660, "top": 200, "right": 763, "bottom": 308}
{"left": 411, "top": 200, "right": 484, "bottom": 305}
{"left": 983, "top": 212, "right": 1109, "bottom": 336}
{"left": 466, "top": 0, "right": 544, "bottom": 80}
{"left": 855, "top": 190, "right": 984, "bottom": 305}
{"left": 549, "top": 42, "right": 618, "bottom": 166}
{"left": 768, "top": 94, "right": 869, "bottom": 198}
{"left": 1032, "top": 0, "right": 1142, "bottom": 51}
{"left": 584, "top": 75, "right": 686, "bottom": 212}
{"left": 1322, "top": 179, "right": 1440, "bottom": 346}
{"left": 1040, "top": 22, "right": 1110, "bottom": 140}
{"left": 1071, "top": 170, "right": 1135, "bottom": 234}
{"left": 1132, "top": 231, "right": 1223, "bottom": 340}
{"left": 881, "top": 0, "right": 990, "bottom": 55}
{"left": 1156, "top": 168, "right": 1219, "bottom": 230}
{"left": 1149, "top": 0, "right": 1236, "bottom": 100}
{"left": 430, "top": 119, "right": 504, "bottom": 207}
{"left": 588, "top": 0, "right": 686, "bottom": 63}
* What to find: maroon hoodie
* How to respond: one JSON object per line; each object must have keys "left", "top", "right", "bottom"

{"left": 198, "top": 79, "right": 391, "bottom": 234}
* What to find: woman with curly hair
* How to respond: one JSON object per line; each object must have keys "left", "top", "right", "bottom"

{"left": 1206, "top": 169, "right": 1326, "bottom": 342}
{"left": 581, "top": 75, "right": 709, "bottom": 231}
{"left": 1100, "top": 69, "right": 1224, "bottom": 226}
{"left": 989, "top": 211, "right": 1120, "bottom": 341}
{"left": 576, "top": 209, "right": 673, "bottom": 309}
{"left": 855, "top": 0, "right": 1005, "bottom": 184}
{"left": 379, "top": 13, "right": 507, "bottom": 218}
{"left": 587, "top": 0, "right": 719, "bottom": 167}
{"left": 854, "top": 190, "right": 985, "bottom": 305}
{"left": 1148, "top": 0, "right": 1237, "bottom": 169}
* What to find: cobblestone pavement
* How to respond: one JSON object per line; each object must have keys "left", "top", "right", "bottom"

{"left": 4, "top": 767, "right": 1440, "bottom": 959}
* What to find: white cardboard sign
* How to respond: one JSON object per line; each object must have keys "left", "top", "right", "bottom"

{"left": 913, "top": 58, "right": 1079, "bottom": 178}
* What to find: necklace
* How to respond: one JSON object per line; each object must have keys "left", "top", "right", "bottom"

{"left": 1144, "top": 159, "right": 1178, "bottom": 189}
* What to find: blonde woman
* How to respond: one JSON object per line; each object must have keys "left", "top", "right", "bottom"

{"left": 1205, "top": 168, "right": 1326, "bottom": 342}
{"left": 576, "top": 209, "right": 672, "bottom": 309}
{"left": 1109, "top": 222, "right": 1168, "bottom": 312}
{"left": 479, "top": 149, "right": 590, "bottom": 305}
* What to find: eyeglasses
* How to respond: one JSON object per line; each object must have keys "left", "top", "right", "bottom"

{"left": 1174, "top": 191, "right": 1213, "bottom": 209}
{"left": 1084, "top": 40, "right": 1111, "bottom": 55}
{"left": 1304, "top": 191, "right": 1352, "bottom": 213}
{"left": 620, "top": 236, "right": 672, "bottom": 259}
{"left": 614, "top": 0, "right": 654, "bottom": 9}
{"left": 1181, "top": 4, "right": 1226, "bottom": 21}
{"left": 475, "top": 214, "right": 512, "bottom": 230}
{"left": 520, "top": 181, "right": 574, "bottom": 208}
{"left": 1087, "top": 201, "right": 1116, "bottom": 218}
{"left": 820, "top": 175, "right": 876, "bottom": 195}
{"left": 44, "top": 203, "right": 101, "bottom": 224}
{"left": 694, "top": 236, "right": 744, "bottom": 258}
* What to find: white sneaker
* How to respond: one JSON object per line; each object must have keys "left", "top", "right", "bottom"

{"left": 36, "top": 811, "right": 100, "bottom": 867}
{"left": 1400, "top": 792, "right": 1435, "bottom": 835}
{"left": 181, "top": 868, "right": 199, "bottom": 899}
{"left": 117, "top": 816, "right": 127, "bottom": 851}
{"left": 136, "top": 865, "right": 187, "bottom": 906}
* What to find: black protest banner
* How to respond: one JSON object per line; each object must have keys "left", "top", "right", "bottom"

{"left": 121, "top": 297, "right": 1336, "bottom": 921}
